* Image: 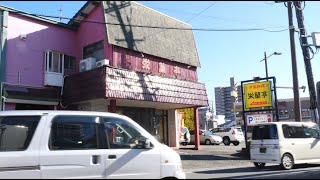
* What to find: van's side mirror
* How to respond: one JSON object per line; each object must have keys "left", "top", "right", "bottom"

{"left": 143, "top": 138, "right": 152, "bottom": 149}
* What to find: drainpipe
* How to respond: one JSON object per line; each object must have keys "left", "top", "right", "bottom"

{"left": 59, "top": 75, "right": 69, "bottom": 109}
{"left": 0, "top": 82, "right": 5, "bottom": 111}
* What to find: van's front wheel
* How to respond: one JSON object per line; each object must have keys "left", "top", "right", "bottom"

{"left": 253, "top": 162, "right": 266, "bottom": 168}
{"left": 281, "top": 154, "right": 294, "bottom": 170}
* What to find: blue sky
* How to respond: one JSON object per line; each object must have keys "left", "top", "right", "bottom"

{"left": 2, "top": 1, "right": 320, "bottom": 111}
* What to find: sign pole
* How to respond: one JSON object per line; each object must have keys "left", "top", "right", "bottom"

{"left": 241, "top": 81, "right": 248, "bottom": 150}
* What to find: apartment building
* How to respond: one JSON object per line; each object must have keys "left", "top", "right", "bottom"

{"left": 215, "top": 77, "right": 241, "bottom": 121}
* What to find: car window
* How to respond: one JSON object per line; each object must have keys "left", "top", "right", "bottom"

{"left": 50, "top": 115, "right": 99, "bottom": 150}
{"left": 0, "top": 116, "right": 41, "bottom": 151}
{"left": 303, "top": 127, "right": 318, "bottom": 138}
{"left": 102, "top": 117, "right": 150, "bottom": 149}
{"left": 211, "top": 128, "right": 219, "bottom": 133}
{"left": 181, "top": 127, "right": 188, "bottom": 134}
{"left": 283, "top": 125, "right": 318, "bottom": 138}
{"left": 236, "top": 128, "right": 242, "bottom": 133}
{"left": 204, "top": 131, "right": 213, "bottom": 136}
{"left": 252, "top": 124, "right": 278, "bottom": 140}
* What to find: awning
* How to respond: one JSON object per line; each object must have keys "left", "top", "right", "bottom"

{"left": 63, "top": 66, "right": 209, "bottom": 107}
{"left": 2, "top": 83, "right": 62, "bottom": 105}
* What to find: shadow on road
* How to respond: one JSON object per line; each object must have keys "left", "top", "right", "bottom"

{"left": 192, "top": 164, "right": 320, "bottom": 179}
{"left": 180, "top": 152, "right": 248, "bottom": 161}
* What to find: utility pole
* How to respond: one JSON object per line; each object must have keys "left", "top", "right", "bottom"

{"left": 264, "top": 52, "right": 268, "bottom": 80}
{"left": 294, "top": 1, "right": 319, "bottom": 124}
{"left": 287, "top": 1, "right": 302, "bottom": 122}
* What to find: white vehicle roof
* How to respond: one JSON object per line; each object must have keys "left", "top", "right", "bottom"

{"left": 0, "top": 110, "right": 131, "bottom": 121}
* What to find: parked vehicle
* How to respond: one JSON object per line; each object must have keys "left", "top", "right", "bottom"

{"left": 250, "top": 122, "right": 320, "bottom": 170}
{"left": 0, "top": 110, "right": 186, "bottom": 179}
{"left": 179, "top": 126, "right": 191, "bottom": 146}
{"left": 210, "top": 127, "right": 244, "bottom": 146}
{"left": 189, "top": 129, "right": 222, "bottom": 145}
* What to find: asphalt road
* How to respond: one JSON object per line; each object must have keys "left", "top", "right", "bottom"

{"left": 176, "top": 144, "right": 320, "bottom": 179}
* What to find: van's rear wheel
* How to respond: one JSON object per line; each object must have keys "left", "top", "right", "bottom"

{"left": 254, "top": 162, "right": 266, "bottom": 168}
{"left": 281, "top": 154, "right": 294, "bottom": 170}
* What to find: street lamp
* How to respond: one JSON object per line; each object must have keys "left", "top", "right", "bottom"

{"left": 277, "top": 85, "right": 306, "bottom": 93}
{"left": 260, "top": 51, "right": 282, "bottom": 80}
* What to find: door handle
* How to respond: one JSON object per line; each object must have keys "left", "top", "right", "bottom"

{"left": 108, "top": 155, "right": 117, "bottom": 159}
{"left": 92, "top": 155, "right": 100, "bottom": 164}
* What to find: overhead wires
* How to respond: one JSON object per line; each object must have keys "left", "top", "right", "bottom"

{"left": 7, "top": 7, "right": 289, "bottom": 33}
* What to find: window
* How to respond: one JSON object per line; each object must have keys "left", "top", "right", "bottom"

{"left": 0, "top": 116, "right": 41, "bottom": 151}
{"left": 282, "top": 125, "right": 318, "bottom": 138}
{"left": 252, "top": 124, "right": 278, "bottom": 140}
{"left": 50, "top": 115, "right": 99, "bottom": 150}
{"left": 64, "top": 55, "right": 76, "bottom": 70}
{"left": 102, "top": 117, "right": 149, "bottom": 149}
{"left": 45, "top": 50, "right": 76, "bottom": 72}
{"left": 301, "top": 109, "right": 311, "bottom": 118}
{"left": 211, "top": 128, "right": 219, "bottom": 133}
{"left": 83, "top": 41, "right": 104, "bottom": 61}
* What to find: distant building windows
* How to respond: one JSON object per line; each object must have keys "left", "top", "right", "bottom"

{"left": 301, "top": 108, "right": 311, "bottom": 118}
{"left": 279, "top": 109, "right": 289, "bottom": 119}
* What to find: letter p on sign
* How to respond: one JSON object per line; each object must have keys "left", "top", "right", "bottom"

{"left": 248, "top": 117, "right": 253, "bottom": 124}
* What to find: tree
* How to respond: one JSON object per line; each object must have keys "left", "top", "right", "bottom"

{"left": 177, "top": 108, "right": 194, "bottom": 130}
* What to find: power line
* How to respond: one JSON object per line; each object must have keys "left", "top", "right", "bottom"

{"left": 8, "top": 9, "right": 289, "bottom": 33}
{"left": 143, "top": 2, "right": 218, "bottom": 39}
{"left": 186, "top": 2, "right": 217, "bottom": 23}
{"left": 149, "top": 5, "right": 287, "bottom": 28}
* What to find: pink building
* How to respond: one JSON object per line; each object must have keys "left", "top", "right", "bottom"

{"left": 0, "top": 1, "right": 208, "bottom": 148}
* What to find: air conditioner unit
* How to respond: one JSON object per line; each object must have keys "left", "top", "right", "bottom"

{"left": 96, "top": 59, "right": 109, "bottom": 68}
{"left": 80, "top": 57, "right": 96, "bottom": 72}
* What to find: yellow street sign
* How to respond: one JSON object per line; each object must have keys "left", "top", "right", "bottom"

{"left": 244, "top": 81, "right": 272, "bottom": 109}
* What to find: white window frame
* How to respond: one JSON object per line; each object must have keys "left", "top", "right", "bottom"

{"left": 45, "top": 50, "right": 64, "bottom": 74}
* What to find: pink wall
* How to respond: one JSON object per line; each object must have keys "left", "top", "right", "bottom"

{"left": 5, "top": 2, "right": 198, "bottom": 87}
{"left": 6, "top": 14, "right": 77, "bottom": 87}
{"left": 75, "top": 3, "right": 110, "bottom": 63}
{"left": 113, "top": 46, "right": 198, "bottom": 82}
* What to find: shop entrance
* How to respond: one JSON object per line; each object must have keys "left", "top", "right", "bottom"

{"left": 116, "top": 107, "right": 168, "bottom": 145}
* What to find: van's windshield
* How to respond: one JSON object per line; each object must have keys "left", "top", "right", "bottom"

{"left": 252, "top": 124, "right": 278, "bottom": 140}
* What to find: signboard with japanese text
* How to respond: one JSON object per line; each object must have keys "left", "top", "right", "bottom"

{"left": 246, "top": 113, "right": 273, "bottom": 126}
{"left": 244, "top": 81, "right": 272, "bottom": 109}
{"left": 177, "top": 112, "right": 184, "bottom": 137}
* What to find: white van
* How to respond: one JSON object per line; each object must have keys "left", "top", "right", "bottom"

{"left": 250, "top": 122, "right": 320, "bottom": 170}
{"left": 0, "top": 110, "right": 186, "bottom": 179}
